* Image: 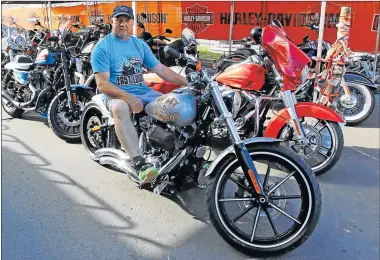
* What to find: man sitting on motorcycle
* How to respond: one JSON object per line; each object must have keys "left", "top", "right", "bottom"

{"left": 91, "top": 5, "right": 187, "bottom": 185}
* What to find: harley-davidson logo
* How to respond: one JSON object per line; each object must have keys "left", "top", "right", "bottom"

{"left": 182, "top": 4, "right": 214, "bottom": 34}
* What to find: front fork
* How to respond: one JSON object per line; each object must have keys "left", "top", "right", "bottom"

{"left": 338, "top": 78, "right": 352, "bottom": 105}
{"left": 210, "top": 82, "right": 265, "bottom": 195}
{"left": 281, "top": 90, "right": 308, "bottom": 144}
{"left": 61, "top": 53, "right": 76, "bottom": 112}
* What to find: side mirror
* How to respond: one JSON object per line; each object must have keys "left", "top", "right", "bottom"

{"left": 165, "top": 29, "right": 172, "bottom": 34}
{"left": 137, "top": 22, "right": 145, "bottom": 29}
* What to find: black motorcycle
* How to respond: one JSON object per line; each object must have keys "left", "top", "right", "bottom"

{"left": 80, "top": 32, "right": 321, "bottom": 256}
{"left": 1, "top": 27, "right": 94, "bottom": 142}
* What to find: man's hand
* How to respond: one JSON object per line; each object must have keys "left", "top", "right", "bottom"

{"left": 125, "top": 95, "right": 144, "bottom": 114}
{"left": 152, "top": 64, "right": 187, "bottom": 86}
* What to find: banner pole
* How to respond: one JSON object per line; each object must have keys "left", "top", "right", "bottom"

{"left": 373, "top": 14, "right": 380, "bottom": 82}
{"left": 313, "top": 0, "right": 327, "bottom": 103}
{"left": 228, "top": 1, "right": 235, "bottom": 54}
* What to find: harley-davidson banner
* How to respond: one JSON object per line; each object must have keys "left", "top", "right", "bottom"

{"left": 2, "top": 1, "right": 379, "bottom": 52}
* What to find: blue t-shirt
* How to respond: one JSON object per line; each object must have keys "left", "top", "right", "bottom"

{"left": 91, "top": 33, "right": 160, "bottom": 96}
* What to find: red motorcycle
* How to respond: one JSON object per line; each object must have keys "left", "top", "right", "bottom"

{"left": 147, "top": 20, "right": 344, "bottom": 176}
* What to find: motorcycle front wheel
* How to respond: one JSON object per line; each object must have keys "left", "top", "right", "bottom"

{"left": 335, "top": 82, "right": 375, "bottom": 126}
{"left": 48, "top": 88, "right": 94, "bottom": 142}
{"left": 206, "top": 143, "right": 321, "bottom": 257}
{"left": 279, "top": 118, "right": 344, "bottom": 175}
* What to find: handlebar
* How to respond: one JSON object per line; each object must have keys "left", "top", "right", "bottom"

{"left": 233, "top": 37, "right": 253, "bottom": 45}
{"left": 164, "top": 46, "right": 182, "bottom": 60}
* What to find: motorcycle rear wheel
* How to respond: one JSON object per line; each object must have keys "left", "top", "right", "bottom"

{"left": 1, "top": 96, "right": 23, "bottom": 118}
{"left": 335, "top": 82, "right": 375, "bottom": 126}
{"left": 206, "top": 143, "right": 321, "bottom": 257}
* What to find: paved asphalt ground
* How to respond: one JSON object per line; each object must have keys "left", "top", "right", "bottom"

{"left": 2, "top": 95, "right": 379, "bottom": 260}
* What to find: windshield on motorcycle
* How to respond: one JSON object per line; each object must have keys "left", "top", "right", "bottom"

{"left": 261, "top": 19, "right": 311, "bottom": 90}
{"left": 58, "top": 15, "right": 71, "bottom": 36}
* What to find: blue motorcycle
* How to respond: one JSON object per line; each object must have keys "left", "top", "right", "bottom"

{"left": 1, "top": 28, "right": 94, "bottom": 142}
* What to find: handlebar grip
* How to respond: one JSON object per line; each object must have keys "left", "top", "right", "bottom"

{"left": 164, "top": 46, "right": 182, "bottom": 60}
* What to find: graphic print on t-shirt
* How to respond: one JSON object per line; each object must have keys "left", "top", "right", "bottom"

{"left": 116, "top": 57, "right": 145, "bottom": 86}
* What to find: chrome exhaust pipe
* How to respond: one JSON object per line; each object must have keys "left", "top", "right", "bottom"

{"left": 158, "top": 148, "right": 187, "bottom": 175}
{"left": 95, "top": 148, "right": 131, "bottom": 161}
{"left": 2, "top": 83, "right": 37, "bottom": 108}
{"left": 99, "top": 156, "right": 139, "bottom": 183}
{"left": 23, "top": 85, "right": 52, "bottom": 112}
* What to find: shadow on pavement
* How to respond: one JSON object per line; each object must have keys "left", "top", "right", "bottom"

{"left": 2, "top": 125, "right": 247, "bottom": 260}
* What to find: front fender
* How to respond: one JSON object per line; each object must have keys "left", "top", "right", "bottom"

{"left": 264, "top": 102, "right": 345, "bottom": 138}
{"left": 84, "top": 73, "right": 95, "bottom": 86}
{"left": 345, "top": 72, "right": 377, "bottom": 90}
{"left": 70, "top": 84, "right": 91, "bottom": 91}
{"left": 204, "top": 137, "right": 281, "bottom": 178}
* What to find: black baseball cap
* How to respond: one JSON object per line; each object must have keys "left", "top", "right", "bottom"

{"left": 112, "top": 5, "right": 134, "bottom": 19}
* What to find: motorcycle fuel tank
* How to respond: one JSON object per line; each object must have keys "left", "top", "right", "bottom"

{"left": 215, "top": 63, "right": 266, "bottom": 91}
{"left": 145, "top": 89, "right": 197, "bottom": 127}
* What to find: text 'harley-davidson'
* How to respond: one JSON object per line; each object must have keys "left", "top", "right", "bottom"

{"left": 79, "top": 29, "right": 321, "bottom": 257}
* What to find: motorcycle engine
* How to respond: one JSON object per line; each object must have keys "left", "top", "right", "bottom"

{"left": 139, "top": 116, "right": 192, "bottom": 152}
{"left": 147, "top": 125, "right": 176, "bottom": 151}
{"left": 28, "top": 67, "right": 44, "bottom": 90}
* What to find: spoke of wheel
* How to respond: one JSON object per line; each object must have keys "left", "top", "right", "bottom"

{"left": 250, "top": 205, "right": 262, "bottom": 242}
{"left": 263, "top": 206, "right": 278, "bottom": 236}
{"left": 228, "top": 177, "right": 253, "bottom": 195}
{"left": 219, "top": 198, "right": 255, "bottom": 202}
{"left": 314, "top": 120, "right": 326, "bottom": 132}
{"left": 267, "top": 171, "right": 295, "bottom": 195}
{"left": 270, "top": 195, "right": 302, "bottom": 200}
{"left": 263, "top": 162, "right": 271, "bottom": 191}
{"left": 318, "top": 146, "right": 331, "bottom": 158}
{"left": 268, "top": 202, "right": 302, "bottom": 225}
{"left": 314, "top": 119, "right": 322, "bottom": 128}
{"left": 232, "top": 204, "right": 255, "bottom": 223}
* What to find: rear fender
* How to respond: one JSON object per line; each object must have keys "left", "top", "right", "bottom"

{"left": 264, "top": 102, "right": 345, "bottom": 138}
{"left": 84, "top": 73, "right": 95, "bottom": 87}
{"left": 70, "top": 84, "right": 91, "bottom": 91}
{"left": 204, "top": 137, "right": 281, "bottom": 178}
{"left": 345, "top": 72, "right": 377, "bottom": 90}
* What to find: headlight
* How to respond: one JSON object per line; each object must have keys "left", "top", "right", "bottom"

{"left": 14, "top": 36, "right": 26, "bottom": 48}
{"left": 220, "top": 86, "right": 242, "bottom": 118}
{"left": 299, "top": 65, "right": 310, "bottom": 83}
